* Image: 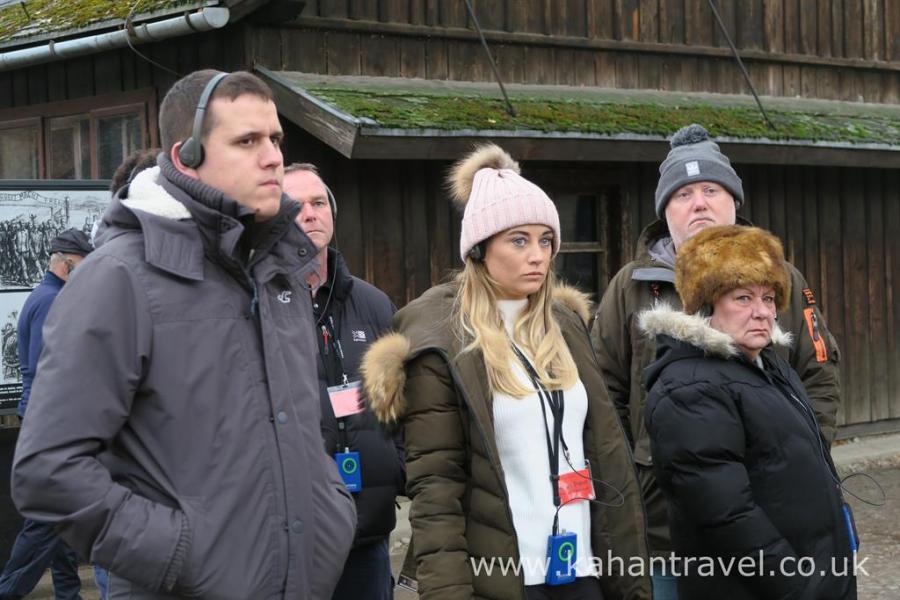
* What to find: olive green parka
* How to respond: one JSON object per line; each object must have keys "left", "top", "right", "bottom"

{"left": 591, "top": 219, "right": 842, "bottom": 555}
{"left": 363, "top": 282, "right": 652, "bottom": 600}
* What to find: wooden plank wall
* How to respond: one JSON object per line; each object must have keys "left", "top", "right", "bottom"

{"left": 287, "top": 128, "right": 900, "bottom": 429}
{"left": 305, "top": 0, "right": 900, "bottom": 60}
{"left": 268, "top": 0, "right": 900, "bottom": 103}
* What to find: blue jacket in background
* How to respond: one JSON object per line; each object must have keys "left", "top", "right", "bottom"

{"left": 16, "top": 271, "right": 64, "bottom": 417}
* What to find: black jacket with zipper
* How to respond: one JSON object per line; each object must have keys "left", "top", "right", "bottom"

{"left": 640, "top": 306, "right": 856, "bottom": 600}
{"left": 312, "top": 248, "right": 404, "bottom": 547}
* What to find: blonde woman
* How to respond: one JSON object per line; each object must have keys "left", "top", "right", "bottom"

{"left": 362, "top": 145, "right": 650, "bottom": 600}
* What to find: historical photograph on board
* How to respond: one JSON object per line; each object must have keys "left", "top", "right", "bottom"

{"left": 0, "top": 290, "right": 28, "bottom": 413}
{"left": 0, "top": 187, "right": 107, "bottom": 289}
{"left": 0, "top": 183, "right": 108, "bottom": 414}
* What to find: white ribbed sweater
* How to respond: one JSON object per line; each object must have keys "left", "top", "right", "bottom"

{"left": 493, "top": 299, "right": 596, "bottom": 585}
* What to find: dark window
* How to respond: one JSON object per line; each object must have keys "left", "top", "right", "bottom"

{"left": 0, "top": 90, "right": 156, "bottom": 180}
{"left": 556, "top": 193, "right": 602, "bottom": 293}
{"left": 554, "top": 187, "right": 623, "bottom": 299}
{"left": 525, "top": 167, "right": 625, "bottom": 301}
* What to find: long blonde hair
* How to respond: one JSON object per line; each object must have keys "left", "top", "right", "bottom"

{"left": 454, "top": 259, "right": 578, "bottom": 398}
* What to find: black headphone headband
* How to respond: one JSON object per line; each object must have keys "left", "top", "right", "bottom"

{"left": 322, "top": 181, "right": 337, "bottom": 218}
{"left": 178, "top": 72, "right": 229, "bottom": 168}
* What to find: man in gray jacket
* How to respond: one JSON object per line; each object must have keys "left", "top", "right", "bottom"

{"left": 11, "top": 70, "right": 356, "bottom": 599}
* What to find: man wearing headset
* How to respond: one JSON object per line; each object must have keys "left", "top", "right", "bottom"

{"left": 11, "top": 70, "right": 356, "bottom": 599}
{"left": 0, "top": 229, "right": 90, "bottom": 600}
{"left": 283, "top": 164, "right": 402, "bottom": 600}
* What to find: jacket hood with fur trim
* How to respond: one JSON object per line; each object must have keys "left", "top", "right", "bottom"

{"left": 639, "top": 304, "right": 793, "bottom": 394}
{"left": 638, "top": 304, "right": 793, "bottom": 360}
{"left": 361, "top": 283, "right": 593, "bottom": 424}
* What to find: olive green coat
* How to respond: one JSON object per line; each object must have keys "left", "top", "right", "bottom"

{"left": 363, "top": 283, "right": 651, "bottom": 600}
{"left": 591, "top": 219, "right": 842, "bottom": 554}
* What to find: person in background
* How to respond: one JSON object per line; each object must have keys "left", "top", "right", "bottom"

{"left": 0, "top": 229, "right": 92, "bottom": 600}
{"left": 283, "top": 163, "right": 403, "bottom": 600}
{"left": 591, "top": 123, "right": 842, "bottom": 598}
{"left": 109, "top": 148, "right": 160, "bottom": 196}
{"left": 640, "top": 225, "right": 856, "bottom": 599}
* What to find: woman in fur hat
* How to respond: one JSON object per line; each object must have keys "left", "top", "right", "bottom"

{"left": 361, "top": 144, "right": 651, "bottom": 600}
{"left": 639, "top": 225, "right": 857, "bottom": 600}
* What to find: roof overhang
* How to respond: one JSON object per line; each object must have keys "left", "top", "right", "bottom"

{"left": 0, "top": 0, "right": 293, "bottom": 55}
{"left": 257, "top": 67, "right": 900, "bottom": 167}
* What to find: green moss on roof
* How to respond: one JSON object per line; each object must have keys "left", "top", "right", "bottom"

{"left": 307, "top": 86, "right": 900, "bottom": 145}
{"left": 0, "top": 0, "right": 195, "bottom": 44}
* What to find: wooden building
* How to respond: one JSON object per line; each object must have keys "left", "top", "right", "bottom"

{"left": 0, "top": 0, "right": 898, "bottom": 436}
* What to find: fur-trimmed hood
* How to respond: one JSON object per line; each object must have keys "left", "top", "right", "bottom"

{"left": 638, "top": 303, "right": 792, "bottom": 360}
{"left": 639, "top": 304, "right": 793, "bottom": 397}
{"left": 361, "top": 283, "right": 593, "bottom": 423}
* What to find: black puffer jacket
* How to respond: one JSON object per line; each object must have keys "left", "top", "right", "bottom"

{"left": 313, "top": 248, "right": 403, "bottom": 547}
{"left": 640, "top": 306, "right": 856, "bottom": 600}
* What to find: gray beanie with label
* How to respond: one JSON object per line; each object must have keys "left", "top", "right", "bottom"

{"left": 654, "top": 124, "right": 744, "bottom": 218}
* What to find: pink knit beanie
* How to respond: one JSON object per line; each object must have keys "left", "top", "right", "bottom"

{"left": 448, "top": 144, "right": 561, "bottom": 262}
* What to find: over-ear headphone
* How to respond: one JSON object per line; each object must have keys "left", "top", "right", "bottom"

{"left": 177, "top": 72, "right": 229, "bottom": 169}
{"left": 322, "top": 181, "right": 338, "bottom": 219}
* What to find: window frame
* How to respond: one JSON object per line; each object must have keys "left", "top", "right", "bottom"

{"left": 525, "top": 168, "right": 626, "bottom": 298}
{"left": 0, "top": 117, "right": 44, "bottom": 179}
{"left": 0, "top": 88, "right": 158, "bottom": 180}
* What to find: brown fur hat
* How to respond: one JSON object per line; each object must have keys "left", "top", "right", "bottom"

{"left": 675, "top": 225, "right": 790, "bottom": 314}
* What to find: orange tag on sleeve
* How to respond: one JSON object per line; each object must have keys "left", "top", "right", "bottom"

{"left": 558, "top": 466, "right": 595, "bottom": 504}
{"left": 802, "top": 288, "right": 817, "bottom": 305}
{"left": 803, "top": 308, "right": 829, "bottom": 363}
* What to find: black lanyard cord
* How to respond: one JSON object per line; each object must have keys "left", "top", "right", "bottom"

{"left": 320, "top": 315, "right": 349, "bottom": 387}
{"left": 321, "top": 315, "right": 351, "bottom": 453}
{"left": 511, "top": 344, "right": 568, "bottom": 534}
{"left": 511, "top": 345, "right": 569, "bottom": 458}
{"left": 512, "top": 346, "right": 628, "bottom": 515}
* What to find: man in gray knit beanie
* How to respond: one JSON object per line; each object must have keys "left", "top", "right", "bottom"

{"left": 591, "top": 123, "right": 843, "bottom": 600}
{"left": 653, "top": 123, "right": 744, "bottom": 249}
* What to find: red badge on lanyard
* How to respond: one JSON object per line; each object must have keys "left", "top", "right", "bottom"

{"left": 558, "top": 461, "right": 595, "bottom": 504}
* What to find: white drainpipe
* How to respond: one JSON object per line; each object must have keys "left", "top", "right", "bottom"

{"left": 0, "top": 6, "right": 230, "bottom": 71}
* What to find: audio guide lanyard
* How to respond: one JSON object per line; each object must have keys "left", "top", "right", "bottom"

{"left": 511, "top": 344, "right": 568, "bottom": 535}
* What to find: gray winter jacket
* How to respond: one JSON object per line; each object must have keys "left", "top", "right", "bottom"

{"left": 11, "top": 159, "right": 356, "bottom": 599}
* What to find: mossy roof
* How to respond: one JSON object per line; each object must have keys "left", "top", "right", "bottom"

{"left": 0, "top": 0, "right": 203, "bottom": 47}
{"left": 268, "top": 73, "right": 900, "bottom": 147}
{"left": 305, "top": 85, "right": 900, "bottom": 146}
